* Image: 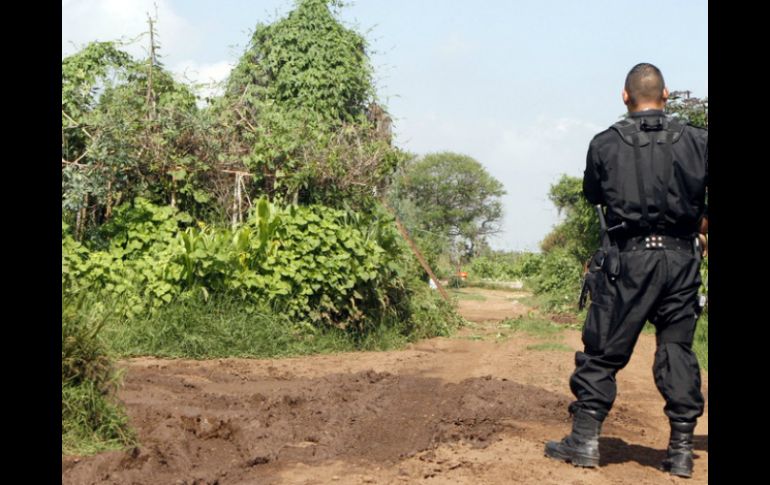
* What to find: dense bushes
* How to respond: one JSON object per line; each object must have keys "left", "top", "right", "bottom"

{"left": 63, "top": 197, "right": 458, "bottom": 337}
{"left": 466, "top": 251, "right": 544, "bottom": 282}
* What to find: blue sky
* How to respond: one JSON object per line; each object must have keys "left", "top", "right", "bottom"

{"left": 62, "top": 0, "right": 708, "bottom": 251}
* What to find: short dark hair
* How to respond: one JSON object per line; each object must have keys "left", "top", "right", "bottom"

{"left": 625, "top": 63, "right": 666, "bottom": 106}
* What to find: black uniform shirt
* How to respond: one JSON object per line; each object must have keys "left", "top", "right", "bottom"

{"left": 583, "top": 109, "right": 708, "bottom": 238}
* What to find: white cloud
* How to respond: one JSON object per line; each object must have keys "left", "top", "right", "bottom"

{"left": 436, "top": 33, "right": 476, "bottom": 59}
{"left": 62, "top": 0, "right": 195, "bottom": 61}
{"left": 485, "top": 117, "right": 602, "bottom": 251}
{"left": 491, "top": 116, "right": 602, "bottom": 174}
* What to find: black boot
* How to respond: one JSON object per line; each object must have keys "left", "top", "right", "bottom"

{"left": 545, "top": 408, "right": 603, "bottom": 467}
{"left": 661, "top": 421, "right": 696, "bottom": 478}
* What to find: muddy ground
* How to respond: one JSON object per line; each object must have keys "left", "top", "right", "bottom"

{"left": 62, "top": 287, "right": 708, "bottom": 484}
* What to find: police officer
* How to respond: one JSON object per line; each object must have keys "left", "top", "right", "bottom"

{"left": 544, "top": 63, "right": 708, "bottom": 478}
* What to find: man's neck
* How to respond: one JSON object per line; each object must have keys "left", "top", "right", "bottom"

{"left": 629, "top": 104, "right": 666, "bottom": 113}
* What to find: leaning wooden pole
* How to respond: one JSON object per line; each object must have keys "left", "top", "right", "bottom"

{"left": 382, "top": 202, "right": 450, "bottom": 302}
{"left": 231, "top": 174, "right": 239, "bottom": 228}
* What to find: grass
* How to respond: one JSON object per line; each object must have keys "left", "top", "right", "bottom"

{"left": 526, "top": 342, "right": 573, "bottom": 352}
{"left": 499, "top": 314, "right": 566, "bottom": 339}
{"left": 453, "top": 312, "right": 572, "bottom": 348}
{"left": 464, "top": 334, "right": 484, "bottom": 341}
{"left": 449, "top": 290, "right": 487, "bottom": 301}
{"left": 102, "top": 295, "right": 419, "bottom": 359}
{"left": 62, "top": 295, "right": 135, "bottom": 456}
{"left": 62, "top": 380, "right": 136, "bottom": 455}
{"left": 106, "top": 298, "right": 344, "bottom": 358}
{"left": 95, "top": 284, "right": 464, "bottom": 359}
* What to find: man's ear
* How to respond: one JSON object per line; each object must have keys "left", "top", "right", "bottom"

{"left": 662, "top": 87, "right": 670, "bottom": 103}
{"left": 622, "top": 89, "right": 630, "bottom": 105}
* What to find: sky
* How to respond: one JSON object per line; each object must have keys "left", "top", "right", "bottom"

{"left": 62, "top": 0, "right": 708, "bottom": 252}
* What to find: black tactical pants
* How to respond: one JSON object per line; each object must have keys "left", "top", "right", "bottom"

{"left": 569, "top": 244, "right": 705, "bottom": 423}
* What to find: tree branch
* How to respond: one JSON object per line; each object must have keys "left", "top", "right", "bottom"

{"left": 62, "top": 110, "right": 94, "bottom": 140}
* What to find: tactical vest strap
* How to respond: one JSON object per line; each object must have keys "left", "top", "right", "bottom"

{"left": 656, "top": 130, "right": 676, "bottom": 231}
{"left": 614, "top": 116, "right": 685, "bottom": 231}
{"left": 611, "top": 116, "right": 685, "bottom": 145}
{"left": 630, "top": 132, "right": 650, "bottom": 229}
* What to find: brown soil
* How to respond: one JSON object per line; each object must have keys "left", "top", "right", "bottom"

{"left": 63, "top": 287, "right": 708, "bottom": 484}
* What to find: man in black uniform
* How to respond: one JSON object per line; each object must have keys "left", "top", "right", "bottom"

{"left": 544, "top": 63, "right": 708, "bottom": 478}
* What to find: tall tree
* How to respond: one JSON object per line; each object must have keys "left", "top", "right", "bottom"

{"left": 391, "top": 152, "right": 505, "bottom": 259}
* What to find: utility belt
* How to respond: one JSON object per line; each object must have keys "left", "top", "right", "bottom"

{"left": 578, "top": 211, "right": 701, "bottom": 311}
{"left": 614, "top": 234, "right": 695, "bottom": 253}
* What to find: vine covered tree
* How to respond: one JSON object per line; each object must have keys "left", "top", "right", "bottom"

{"left": 214, "top": 0, "right": 405, "bottom": 207}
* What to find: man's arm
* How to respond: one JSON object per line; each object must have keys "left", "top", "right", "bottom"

{"left": 583, "top": 141, "right": 604, "bottom": 205}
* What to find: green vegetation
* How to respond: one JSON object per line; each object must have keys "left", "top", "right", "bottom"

{"left": 61, "top": 0, "right": 462, "bottom": 456}
{"left": 526, "top": 342, "right": 573, "bottom": 352}
{"left": 500, "top": 314, "right": 565, "bottom": 339}
{"left": 62, "top": 296, "right": 135, "bottom": 455}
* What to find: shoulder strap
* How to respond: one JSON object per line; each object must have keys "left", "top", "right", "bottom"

{"left": 656, "top": 129, "right": 676, "bottom": 231}
{"left": 631, "top": 132, "right": 651, "bottom": 229}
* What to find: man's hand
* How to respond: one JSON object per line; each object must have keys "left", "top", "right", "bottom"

{"left": 698, "top": 233, "right": 708, "bottom": 257}
{"left": 698, "top": 216, "right": 708, "bottom": 257}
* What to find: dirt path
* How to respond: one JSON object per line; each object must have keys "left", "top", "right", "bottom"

{"left": 63, "top": 287, "right": 708, "bottom": 484}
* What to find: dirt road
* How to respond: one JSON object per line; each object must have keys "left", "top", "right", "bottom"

{"left": 62, "top": 287, "right": 708, "bottom": 484}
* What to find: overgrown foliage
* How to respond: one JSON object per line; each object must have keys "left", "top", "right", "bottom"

{"left": 62, "top": 0, "right": 467, "bottom": 456}
{"left": 63, "top": 197, "right": 458, "bottom": 335}
{"left": 62, "top": 39, "right": 217, "bottom": 238}
{"left": 62, "top": 0, "right": 407, "bottom": 241}
{"left": 214, "top": 0, "right": 404, "bottom": 208}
